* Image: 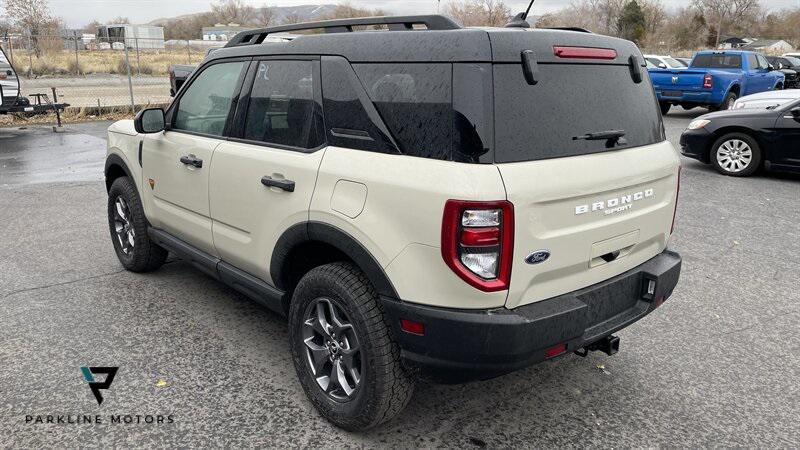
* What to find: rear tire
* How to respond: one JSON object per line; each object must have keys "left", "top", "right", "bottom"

{"left": 775, "top": 82, "right": 784, "bottom": 90}
{"left": 107, "top": 176, "right": 168, "bottom": 272}
{"left": 710, "top": 133, "right": 761, "bottom": 177}
{"left": 288, "top": 262, "right": 415, "bottom": 431}
{"left": 659, "top": 102, "right": 671, "bottom": 115}
{"left": 719, "top": 91, "right": 738, "bottom": 110}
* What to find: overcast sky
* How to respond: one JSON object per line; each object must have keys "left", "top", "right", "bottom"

{"left": 2, "top": 0, "right": 799, "bottom": 28}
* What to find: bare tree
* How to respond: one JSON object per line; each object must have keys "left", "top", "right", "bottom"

{"left": 3, "top": 0, "right": 56, "bottom": 55}
{"left": 445, "top": 0, "right": 512, "bottom": 27}
{"left": 692, "top": 0, "right": 760, "bottom": 47}
{"left": 211, "top": 0, "right": 256, "bottom": 25}
{"left": 254, "top": 5, "right": 275, "bottom": 27}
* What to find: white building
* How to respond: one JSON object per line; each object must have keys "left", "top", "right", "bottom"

{"left": 97, "top": 24, "right": 165, "bottom": 49}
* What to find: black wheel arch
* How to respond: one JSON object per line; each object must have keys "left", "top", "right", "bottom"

{"left": 271, "top": 222, "right": 399, "bottom": 304}
{"left": 104, "top": 154, "right": 134, "bottom": 192}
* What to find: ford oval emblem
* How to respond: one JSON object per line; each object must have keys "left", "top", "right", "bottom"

{"left": 525, "top": 250, "right": 550, "bottom": 265}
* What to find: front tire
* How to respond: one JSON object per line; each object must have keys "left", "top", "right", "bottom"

{"left": 659, "top": 101, "right": 671, "bottom": 115}
{"left": 288, "top": 262, "right": 414, "bottom": 431}
{"left": 710, "top": 133, "right": 761, "bottom": 177}
{"left": 107, "top": 176, "right": 168, "bottom": 272}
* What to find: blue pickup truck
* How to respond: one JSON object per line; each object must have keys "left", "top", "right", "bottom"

{"left": 650, "top": 50, "right": 785, "bottom": 115}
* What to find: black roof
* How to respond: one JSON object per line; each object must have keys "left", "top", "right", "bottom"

{"left": 207, "top": 15, "right": 641, "bottom": 64}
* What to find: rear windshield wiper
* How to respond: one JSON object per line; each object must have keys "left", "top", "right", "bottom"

{"left": 573, "top": 130, "right": 626, "bottom": 140}
{"left": 573, "top": 130, "right": 627, "bottom": 147}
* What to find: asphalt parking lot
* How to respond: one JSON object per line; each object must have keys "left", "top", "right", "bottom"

{"left": 1, "top": 110, "right": 798, "bottom": 447}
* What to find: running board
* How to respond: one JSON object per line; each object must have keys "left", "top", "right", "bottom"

{"left": 148, "top": 227, "right": 286, "bottom": 316}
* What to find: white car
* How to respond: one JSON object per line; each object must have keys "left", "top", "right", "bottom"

{"left": 732, "top": 89, "right": 800, "bottom": 110}
{"left": 644, "top": 55, "right": 687, "bottom": 70}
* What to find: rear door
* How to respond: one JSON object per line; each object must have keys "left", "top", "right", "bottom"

{"left": 142, "top": 59, "right": 248, "bottom": 254}
{"left": 209, "top": 58, "right": 325, "bottom": 281}
{"left": 491, "top": 57, "right": 680, "bottom": 309}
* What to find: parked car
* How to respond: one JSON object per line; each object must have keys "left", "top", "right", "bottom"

{"left": 104, "top": 15, "right": 682, "bottom": 430}
{"left": 766, "top": 55, "right": 800, "bottom": 89}
{"left": 782, "top": 52, "right": 800, "bottom": 59}
{"left": 651, "top": 50, "right": 785, "bottom": 115}
{"left": 644, "top": 54, "right": 686, "bottom": 70}
{"left": 675, "top": 57, "right": 692, "bottom": 67}
{"left": 733, "top": 89, "right": 800, "bottom": 110}
{"left": 680, "top": 98, "right": 800, "bottom": 176}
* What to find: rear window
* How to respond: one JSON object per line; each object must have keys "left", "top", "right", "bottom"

{"left": 691, "top": 54, "right": 742, "bottom": 69}
{"left": 493, "top": 64, "right": 664, "bottom": 163}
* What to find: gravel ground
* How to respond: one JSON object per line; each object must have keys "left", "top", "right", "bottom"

{"left": 0, "top": 112, "right": 798, "bottom": 447}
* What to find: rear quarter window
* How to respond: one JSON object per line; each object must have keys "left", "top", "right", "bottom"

{"left": 493, "top": 63, "right": 664, "bottom": 163}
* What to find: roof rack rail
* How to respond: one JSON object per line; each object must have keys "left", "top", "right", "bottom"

{"left": 225, "top": 15, "right": 462, "bottom": 47}
{"left": 541, "top": 27, "right": 592, "bottom": 33}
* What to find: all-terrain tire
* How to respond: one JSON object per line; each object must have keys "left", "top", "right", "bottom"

{"left": 107, "top": 176, "right": 168, "bottom": 272}
{"left": 288, "top": 262, "right": 415, "bottom": 431}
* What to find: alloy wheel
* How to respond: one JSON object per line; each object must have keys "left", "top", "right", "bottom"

{"left": 716, "top": 139, "right": 753, "bottom": 173}
{"left": 113, "top": 196, "right": 135, "bottom": 255}
{"left": 301, "top": 298, "right": 363, "bottom": 402}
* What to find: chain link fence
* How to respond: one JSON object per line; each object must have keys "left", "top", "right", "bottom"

{"left": 1, "top": 33, "right": 224, "bottom": 118}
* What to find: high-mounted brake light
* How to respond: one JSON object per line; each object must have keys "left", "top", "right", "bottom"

{"left": 671, "top": 166, "right": 681, "bottom": 235}
{"left": 553, "top": 46, "right": 617, "bottom": 60}
{"left": 703, "top": 73, "right": 713, "bottom": 89}
{"left": 442, "top": 200, "right": 514, "bottom": 292}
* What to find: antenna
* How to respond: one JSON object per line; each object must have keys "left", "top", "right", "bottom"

{"left": 505, "top": 0, "right": 536, "bottom": 28}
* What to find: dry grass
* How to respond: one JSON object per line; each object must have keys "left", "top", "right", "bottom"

{"left": 11, "top": 49, "right": 205, "bottom": 77}
{"left": 0, "top": 104, "right": 172, "bottom": 127}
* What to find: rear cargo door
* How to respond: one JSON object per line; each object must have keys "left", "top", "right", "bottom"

{"left": 490, "top": 47, "right": 679, "bottom": 309}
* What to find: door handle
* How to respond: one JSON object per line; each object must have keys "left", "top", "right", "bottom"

{"left": 179, "top": 154, "right": 202, "bottom": 168}
{"left": 261, "top": 176, "right": 295, "bottom": 192}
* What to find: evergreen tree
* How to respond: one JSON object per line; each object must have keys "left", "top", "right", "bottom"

{"left": 617, "top": 0, "right": 647, "bottom": 44}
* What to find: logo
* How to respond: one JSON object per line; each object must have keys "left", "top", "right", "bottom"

{"left": 575, "top": 188, "right": 654, "bottom": 216}
{"left": 525, "top": 250, "right": 550, "bottom": 265}
{"left": 81, "top": 367, "right": 118, "bottom": 405}
{"left": 672, "top": 75, "right": 679, "bottom": 84}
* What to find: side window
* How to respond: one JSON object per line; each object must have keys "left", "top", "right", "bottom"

{"left": 646, "top": 57, "right": 661, "bottom": 67}
{"left": 354, "top": 63, "right": 453, "bottom": 160}
{"left": 174, "top": 61, "right": 246, "bottom": 136}
{"left": 320, "top": 56, "right": 397, "bottom": 154}
{"left": 242, "top": 60, "right": 324, "bottom": 149}
{"left": 747, "top": 54, "right": 759, "bottom": 70}
{"left": 757, "top": 54, "right": 769, "bottom": 69}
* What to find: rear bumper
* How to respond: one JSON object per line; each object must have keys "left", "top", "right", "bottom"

{"left": 380, "top": 250, "right": 681, "bottom": 383}
{"left": 655, "top": 89, "right": 719, "bottom": 106}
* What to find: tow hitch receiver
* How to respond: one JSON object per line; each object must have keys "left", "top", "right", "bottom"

{"left": 575, "top": 335, "right": 620, "bottom": 357}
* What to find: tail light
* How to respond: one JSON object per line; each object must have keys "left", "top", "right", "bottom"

{"left": 441, "top": 200, "right": 514, "bottom": 292}
{"left": 703, "top": 73, "right": 713, "bottom": 89}
{"left": 0, "top": 73, "right": 6, "bottom": 80}
{"left": 671, "top": 166, "right": 681, "bottom": 234}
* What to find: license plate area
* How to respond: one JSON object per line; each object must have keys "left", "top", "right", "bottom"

{"left": 662, "top": 90, "right": 682, "bottom": 98}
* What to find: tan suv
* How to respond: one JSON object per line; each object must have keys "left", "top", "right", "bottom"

{"left": 104, "top": 15, "right": 682, "bottom": 430}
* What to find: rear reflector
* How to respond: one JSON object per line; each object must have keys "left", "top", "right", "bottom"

{"left": 460, "top": 227, "right": 500, "bottom": 246}
{"left": 545, "top": 343, "right": 568, "bottom": 359}
{"left": 400, "top": 319, "right": 425, "bottom": 336}
{"left": 553, "top": 46, "right": 617, "bottom": 60}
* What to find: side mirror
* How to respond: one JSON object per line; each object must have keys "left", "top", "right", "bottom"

{"left": 134, "top": 108, "right": 165, "bottom": 134}
{"left": 791, "top": 107, "right": 800, "bottom": 118}
{"left": 658, "top": 63, "right": 667, "bottom": 69}
{"left": 768, "top": 64, "right": 776, "bottom": 71}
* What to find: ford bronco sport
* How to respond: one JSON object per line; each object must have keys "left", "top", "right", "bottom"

{"left": 104, "top": 15, "right": 682, "bottom": 430}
